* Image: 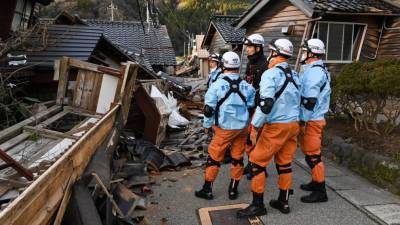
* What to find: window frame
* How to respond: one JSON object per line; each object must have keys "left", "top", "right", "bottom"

{"left": 11, "top": 0, "right": 33, "bottom": 32}
{"left": 312, "top": 21, "right": 368, "bottom": 64}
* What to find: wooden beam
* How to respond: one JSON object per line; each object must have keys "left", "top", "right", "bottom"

{"left": 23, "top": 126, "right": 79, "bottom": 141}
{"left": 56, "top": 57, "right": 70, "bottom": 105}
{"left": 68, "top": 58, "right": 99, "bottom": 73}
{"left": 37, "top": 109, "right": 72, "bottom": 128}
{"left": 98, "top": 65, "right": 121, "bottom": 77}
{"left": 0, "top": 105, "right": 62, "bottom": 144}
{"left": 68, "top": 58, "right": 121, "bottom": 77}
{"left": 0, "top": 133, "right": 30, "bottom": 152}
{"left": 0, "top": 148, "right": 34, "bottom": 181}
{"left": 53, "top": 60, "right": 60, "bottom": 81}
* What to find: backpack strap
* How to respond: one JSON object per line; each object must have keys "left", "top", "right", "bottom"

{"left": 212, "top": 71, "right": 223, "bottom": 83}
{"left": 207, "top": 70, "right": 222, "bottom": 88}
{"left": 311, "top": 64, "right": 329, "bottom": 92}
{"left": 214, "top": 76, "right": 247, "bottom": 126}
{"left": 274, "top": 66, "right": 299, "bottom": 100}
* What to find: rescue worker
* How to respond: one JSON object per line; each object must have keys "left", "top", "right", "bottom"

{"left": 237, "top": 39, "right": 300, "bottom": 217}
{"left": 243, "top": 34, "right": 268, "bottom": 94}
{"left": 242, "top": 34, "right": 268, "bottom": 176}
{"left": 299, "top": 39, "right": 331, "bottom": 203}
{"left": 195, "top": 52, "right": 255, "bottom": 200}
{"left": 207, "top": 53, "right": 222, "bottom": 88}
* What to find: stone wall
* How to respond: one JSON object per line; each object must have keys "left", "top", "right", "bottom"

{"left": 323, "top": 135, "right": 400, "bottom": 195}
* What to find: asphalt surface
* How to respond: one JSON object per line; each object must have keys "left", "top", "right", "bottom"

{"left": 145, "top": 158, "right": 379, "bottom": 225}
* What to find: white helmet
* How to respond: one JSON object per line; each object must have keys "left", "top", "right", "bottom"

{"left": 208, "top": 53, "right": 221, "bottom": 63}
{"left": 222, "top": 51, "right": 241, "bottom": 69}
{"left": 244, "top": 34, "right": 265, "bottom": 47}
{"left": 269, "top": 38, "right": 294, "bottom": 57}
{"left": 302, "top": 39, "right": 326, "bottom": 55}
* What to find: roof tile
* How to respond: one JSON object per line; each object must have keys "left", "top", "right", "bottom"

{"left": 86, "top": 20, "right": 176, "bottom": 66}
{"left": 211, "top": 15, "right": 246, "bottom": 44}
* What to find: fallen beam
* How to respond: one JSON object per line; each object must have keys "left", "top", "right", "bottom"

{"left": 0, "top": 148, "right": 33, "bottom": 181}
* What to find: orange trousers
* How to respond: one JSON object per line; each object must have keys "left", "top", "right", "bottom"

{"left": 249, "top": 122, "right": 300, "bottom": 194}
{"left": 300, "top": 120, "right": 326, "bottom": 183}
{"left": 205, "top": 126, "right": 247, "bottom": 182}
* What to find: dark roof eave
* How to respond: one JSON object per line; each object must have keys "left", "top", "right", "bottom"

{"left": 320, "top": 11, "right": 400, "bottom": 17}
{"left": 201, "top": 23, "right": 216, "bottom": 49}
{"left": 235, "top": 0, "right": 314, "bottom": 29}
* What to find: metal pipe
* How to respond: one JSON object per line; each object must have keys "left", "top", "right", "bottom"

{"left": 365, "top": 18, "right": 385, "bottom": 60}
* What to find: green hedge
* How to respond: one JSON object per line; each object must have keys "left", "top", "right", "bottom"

{"left": 334, "top": 57, "right": 400, "bottom": 135}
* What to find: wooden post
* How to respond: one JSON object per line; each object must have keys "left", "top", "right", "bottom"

{"left": 56, "top": 57, "right": 71, "bottom": 105}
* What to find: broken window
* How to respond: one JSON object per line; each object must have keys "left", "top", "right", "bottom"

{"left": 313, "top": 21, "right": 366, "bottom": 63}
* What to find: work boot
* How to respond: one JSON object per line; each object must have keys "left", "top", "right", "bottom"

{"left": 269, "top": 189, "right": 293, "bottom": 214}
{"left": 300, "top": 180, "right": 317, "bottom": 192}
{"left": 195, "top": 181, "right": 213, "bottom": 200}
{"left": 301, "top": 181, "right": 328, "bottom": 203}
{"left": 237, "top": 192, "right": 267, "bottom": 218}
{"left": 228, "top": 179, "right": 240, "bottom": 200}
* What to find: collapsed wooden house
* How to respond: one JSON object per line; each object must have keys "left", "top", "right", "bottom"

{"left": 0, "top": 16, "right": 179, "bottom": 150}
{"left": 235, "top": 0, "right": 400, "bottom": 74}
{"left": 0, "top": 57, "right": 139, "bottom": 225}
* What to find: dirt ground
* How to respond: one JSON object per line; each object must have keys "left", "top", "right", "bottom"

{"left": 323, "top": 117, "right": 400, "bottom": 162}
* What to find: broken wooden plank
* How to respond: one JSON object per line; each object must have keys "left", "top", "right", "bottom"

{"left": 52, "top": 174, "right": 74, "bottom": 225}
{"left": 92, "top": 172, "right": 124, "bottom": 217}
{"left": 0, "top": 105, "right": 62, "bottom": 144}
{"left": 56, "top": 57, "right": 71, "bottom": 105}
{"left": 0, "top": 148, "right": 33, "bottom": 181}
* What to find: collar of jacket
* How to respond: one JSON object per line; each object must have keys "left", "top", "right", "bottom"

{"left": 221, "top": 73, "right": 240, "bottom": 80}
{"left": 268, "top": 57, "right": 288, "bottom": 69}
{"left": 247, "top": 50, "right": 266, "bottom": 64}
{"left": 302, "top": 59, "right": 324, "bottom": 71}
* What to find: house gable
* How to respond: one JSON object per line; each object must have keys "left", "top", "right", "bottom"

{"left": 240, "top": 0, "right": 309, "bottom": 73}
{"left": 236, "top": 0, "right": 313, "bottom": 29}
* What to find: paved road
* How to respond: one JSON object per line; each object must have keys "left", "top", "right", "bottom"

{"left": 144, "top": 155, "right": 392, "bottom": 225}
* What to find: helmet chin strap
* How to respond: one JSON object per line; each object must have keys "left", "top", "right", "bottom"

{"left": 300, "top": 51, "right": 314, "bottom": 64}
{"left": 267, "top": 51, "right": 280, "bottom": 65}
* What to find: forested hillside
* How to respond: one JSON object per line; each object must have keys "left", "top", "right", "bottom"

{"left": 40, "top": 0, "right": 254, "bottom": 54}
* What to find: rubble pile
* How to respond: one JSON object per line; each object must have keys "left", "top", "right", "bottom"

{"left": 63, "top": 94, "right": 214, "bottom": 225}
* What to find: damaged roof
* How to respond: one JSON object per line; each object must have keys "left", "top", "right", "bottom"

{"left": 85, "top": 20, "right": 177, "bottom": 67}
{"left": 236, "top": 0, "right": 400, "bottom": 28}
{"left": 202, "top": 15, "right": 246, "bottom": 48}
{"left": 6, "top": 24, "right": 156, "bottom": 73}
{"left": 11, "top": 25, "right": 112, "bottom": 66}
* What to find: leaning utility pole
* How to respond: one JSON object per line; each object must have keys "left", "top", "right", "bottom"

{"left": 107, "top": 1, "right": 117, "bottom": 21}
